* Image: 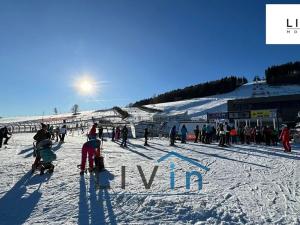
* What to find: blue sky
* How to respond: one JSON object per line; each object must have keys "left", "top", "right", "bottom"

{"left": 0, "top": 0, "right": 300, "bottom": 117}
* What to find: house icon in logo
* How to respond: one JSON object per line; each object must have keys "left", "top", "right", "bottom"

{"left": 157, "top": 151, "right": 210, "bottom": 191}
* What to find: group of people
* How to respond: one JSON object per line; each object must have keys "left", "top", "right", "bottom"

{"left": 47, "top": 124, "right": 67, "bottom": 143}
{"left": 88, "top": 123, "right": 129, "bottom": 147}
{"left": 168, "top": 123, "right": 293, "bottom": 152}
{"left": 9, "top": 119, "right": 293, "bottom": 176}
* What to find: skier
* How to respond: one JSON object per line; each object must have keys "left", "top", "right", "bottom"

{"left": 144, "top": 128, "right": 149, "bottom": 146}
{"left": 244, "top": 126, "right": 251, "bottom": 144}
{"left": 120, "top": 125, "right": 128, "bottom": 147}
{"left": 238, "top": 125, "right": 245, "bottom": 144}
{"left": 254, "top": 126, "right": 261, "bottom": 145}
{"left": 80, "top": 138, "right": 101, "bottom": 175}
{"left": 201, "top": 125, "right": 207, "bottom": 143}
{"left": 224, "top": 122, "right": 231, "bottom": 145}
{"left": 115, "top": 127, "right": 121, "bottom": 140}
{"left": 88, "top": 123, "right": 98, "bottom": 140}
{"left": 111, "top": 127, "right": 115, "bottom": 142}
{"left": 181, "top": 124, "right": 188, "bottom": 144}
{"left": 0, "top": 126, "right": 12, "bottom": 148}
{"left": 263, "top": 126, "right": 272, "bottom": 146}
{"left": 169, "top": 125, "right": 176, "bottom": 146}
{"left": 206, "top": 124, "right": 212, "bottom": 144}
{"left": 55, "top": 126, "right": 60, "bottom": 142}
{"left": 271, "top": 128, "right": 278, "bottom": 146}
{"left": 48, "top": 125, "right": 54, "bottom": 140}
{"left": 194, "top": 125, "right": 200, "bottom": 143}
{"left": 218, "top": 124, "right": 226, "bottom": 147}
{"left": 59, "top": 125, "right": 67, "bottom": 142}
{"left": 280, "top": 125, "right": 291, "bottom": 152}
{"left": 98, "top": 125, "right": 103, "bottom": 140}
{"left": 32, "top": 123, "right": 51, "bottom": 170}
{"left": 230, "top": 127, "right": 238, "bottom": 144}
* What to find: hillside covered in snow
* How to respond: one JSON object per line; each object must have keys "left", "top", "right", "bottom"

{"left": 145, "top": 81, "right": 300, "bottom": 120}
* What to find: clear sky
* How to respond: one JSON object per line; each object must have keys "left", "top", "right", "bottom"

{"left": 0, "top": 0, "right": 300, "bottom": 117}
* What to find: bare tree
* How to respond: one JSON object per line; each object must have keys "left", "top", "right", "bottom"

{"left": 71, "top": 104, "right": 79, "bottom": 115}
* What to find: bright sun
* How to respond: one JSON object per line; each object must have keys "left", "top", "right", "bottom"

{"left": 74, "top": 76, "right": 97, "bottom": 96}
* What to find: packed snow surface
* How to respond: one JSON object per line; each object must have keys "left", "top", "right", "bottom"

{"left": 0, "top": 133, "right": 299, "bottom": 224}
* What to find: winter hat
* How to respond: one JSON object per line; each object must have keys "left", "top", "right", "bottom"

{"left": 41, "top": 123, "right": 47, "bottom": 128}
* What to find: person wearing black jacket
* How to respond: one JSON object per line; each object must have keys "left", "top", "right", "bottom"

{"left": 194, "top": 125, "right": 200, "bottom": 143}
{"left": 111, "top": 127, "right": 115, "bottom": 142}
{"left": 120, "top": 125, "right": 128, "bottom": 147}
{"left": 144, "top": 128, "right": 149, "bottom": 146}
{"left": 0, "top": 126, "right": 12, "bottom": 148}
{"left": 98, "top": 125, "right": 104, "bottom": 141}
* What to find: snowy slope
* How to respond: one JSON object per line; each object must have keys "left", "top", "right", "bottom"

{"left": 145, "top": 81, "right": 300, "bottom": 120}
{"left": 0, "top": 133, "right": 299, "bottom": 224}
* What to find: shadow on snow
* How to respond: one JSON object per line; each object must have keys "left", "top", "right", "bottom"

{"left": 79, "top": 170, "right": 117, "bottom": 225}
{"left": 0, "top": 172, "right": 51, "bottom": 225}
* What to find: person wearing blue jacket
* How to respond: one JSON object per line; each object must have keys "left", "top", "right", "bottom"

{"left": 181, "top": 125, "right": 188, "bottom": 143}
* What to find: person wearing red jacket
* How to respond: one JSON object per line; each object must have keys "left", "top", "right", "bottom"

{"left": 80, "top": 139, "right": 101, "bottom": 174}
{"left": 88, "top": 123, "right": 98, "bottom": 140}
{"left": 280, "top": 125, "right": 291, "bottom": 152}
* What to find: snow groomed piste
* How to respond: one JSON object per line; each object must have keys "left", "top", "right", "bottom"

{"left": 0, "top": 130, "right": 299, "bottom": 224}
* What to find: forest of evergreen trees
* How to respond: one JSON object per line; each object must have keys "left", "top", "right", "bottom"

{"left": 265, "top": 61, "right": 300, "bottom": 85}
{"left": 132, "top": 76, "right": 248, "bottom": 106}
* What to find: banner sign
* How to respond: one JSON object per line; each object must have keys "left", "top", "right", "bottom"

{"left": 228, "top": 111, "right": 250, "bottom": 119}
{"left": 207, "top": 112, "right": 228, "bottom": 121}
{"left": 250, "top": 109, "right": 277, "bottom": 119}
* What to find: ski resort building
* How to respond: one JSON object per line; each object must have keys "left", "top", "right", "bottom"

{"left": 227, "top": 94, "right": 300, "bottom": 128}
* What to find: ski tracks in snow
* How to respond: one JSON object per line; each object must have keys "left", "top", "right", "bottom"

{"left": 0, "top": 134, "right": 299, "bottom": 224}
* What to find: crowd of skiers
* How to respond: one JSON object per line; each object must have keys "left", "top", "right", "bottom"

{"left": 46, "top": 124, "right": 67, "bottom": 143}
{"left": 168, "top": 123, "right": 293, "bottom": 152}
{"left": 1, "top": 118, "right": 293, "bottom": 176}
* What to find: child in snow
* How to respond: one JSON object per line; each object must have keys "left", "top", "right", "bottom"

{"left": 80, "top": 139, "right": 101, "bottom": 174}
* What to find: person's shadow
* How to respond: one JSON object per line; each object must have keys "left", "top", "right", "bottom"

{"left": 0, "top": 172, "right": 44, "bottom": 225}
{"left": 79, "top": 170, "right": 117, "bottom": 225}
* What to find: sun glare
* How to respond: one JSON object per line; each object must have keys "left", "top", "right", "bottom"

{"left": 74, "top": 76, "right": 97, "bottom": 96}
